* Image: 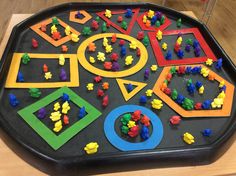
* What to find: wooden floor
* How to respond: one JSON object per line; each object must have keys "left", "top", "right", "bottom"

{"left": 0, "top": 0, "right": 235, "bottom": 61}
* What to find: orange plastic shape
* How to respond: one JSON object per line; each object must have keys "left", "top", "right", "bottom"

{"left": 152, "top": 65, "right": 235, "bottom": 117}
{"left": 69, "top": 10, "right": 92, "bottom": 24}
{"left": 5, "top": 53, "right": 79, "bottom": 88}
{"left": 31, "top": 17, "right": 80, "bottom": 47}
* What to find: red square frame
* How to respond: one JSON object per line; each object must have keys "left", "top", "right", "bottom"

{"left": 148, "top": 28, "right": 217, "bottom": 66}
{"left": 136, "top": 12, "right": 171, "bottom": 31}
{"left": 96, "top": 8, "right": 140, "bottom": 35}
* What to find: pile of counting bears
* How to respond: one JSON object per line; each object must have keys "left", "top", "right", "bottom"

{"left": 160, "top": 65, "right": 226, "bottom": 110}
{"left": 120, "top": 110, "right": 150, "bottom": 140}
{"left": 142, "top": 10, "right": 166, "bottom": 28}
{"left": 38, "top": 93, "right": 76, "bottom": 133}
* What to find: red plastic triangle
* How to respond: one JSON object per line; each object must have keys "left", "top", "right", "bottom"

{"left": 96, "top": 8, "right": 140, "bottom": 35}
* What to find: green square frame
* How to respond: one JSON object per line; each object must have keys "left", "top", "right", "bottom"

{"left": 18, "top": 87, "right": 101, "bottom": 150}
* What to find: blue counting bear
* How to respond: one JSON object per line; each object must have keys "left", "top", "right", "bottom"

{"left": 139, "top": 95, "right": 147, "bottom": 104}
{"left": 191, "top": 66, "right": 202, "bottom": 74}
{"left": 61, "top": 93, "right": 70, "bottom": 102}
{"left": 220, "top": 85, "right": 226, "bottom": 92}
{"left": 127, "top": 83, "right": 133, "bottom": 92}
{"left": 165, "top": 50, "right": 172, "bottom": 60}
{"left": 195, "top": 81, "right": 203, "bottom": 89}
{"left": 193, "top": 39, "right": 199, "bottom": 48}
{"left": 120, "top": 46, "right": 126, "bottom": 57}
{"left": 202, "top": 100, "right": 211, "bottom": 109}
{"left": 151, "top": 15, "right": 157, "bottom": 25}
{"left": 202, "top": 129, "right": 212, "bottom": 137}
{"left": 215, "top": 58, "right": 223, "bottom": 70}
{"left": 194, "top": 46, "right": 201, "bottom": 57}
{"left": 140, "top": 126, "right": 149, "bottom": 140}
{"left": 185, "top": 66, "right": 192, "bottom": 74}
{"left": 75, "top": 11, "right": 83, "bottom": 19}
{"left": 177, "top": 49, "right": 184, "bottom": 59}
{"left": 9, "top": 93, "right": 19, "bottom": 107}
{"left": 125, "top": 9, "right": 132, "bottom": 18}
{"left": 17, "top": 72, "right": 24, "bottom": 82}
{"left": 187, "top": 83, "right": 195, "bottom": 94}
{"left": 78, "top": 106, "right": 86, "bottom": 119}
{"left": 176, "top": 94, "right": 185, "bottom": 105}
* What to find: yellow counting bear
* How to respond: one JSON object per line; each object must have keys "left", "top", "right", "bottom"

{"left": 198, "top": 85, "right": 204, "bottom": 94}
{"left": 183, "top": 132, "right": 195, "bottom": 144}
{"left": 103, "top": 37, "right": 108, "bottom": 47}
{"left": 125, "top": 55, "right": 133, "bottom": 65}
{"left": 50, "top": 111, "right": 61, "bottom": 122}
{"left": 129, "top": 41, "right": 137, "bottom": 49}
{"left": 142, "top": 15, "right": 147, "bottom": 23}
{"left": 200, "top": 67, "right": 209, "bottom": 77}
{"left": 145, "top": 89, "right": 153, "bottom": 97}
{"left": 147, "top": 10, "right": 155, "bottom": 18}
{"left": 59, "top": 54, "right": 65, "bottom": 66}
{"left": 62, "top": 101, "right": 70, "bottom": 114}
{"left": 44, "top": 72, "right": 52, "bottom": 80}
{"left": 211, "top": 98, "right": 224, "bottom": 108}
{"left": 97, "top": 52, "right": 106, "bottom": 62}
{"left": 53, "top": 102, "right": 61, "bottom": 111}
{"left": 86, "top": 83, "right": 94, "bottom": 91}
{"left": 53, "top": 120, "right": 63, "bottom": 133}
{"left": 151, "top": 99, "right": 163, "bottom": 109}
{"left": 89, "top": 56, "right": 95, "bottom": 63}
{"left": 217, "top": 91, "right": 226, "bottom": 99}
{"left": 162, "top": 42, "right": 168, "bottom": 50}
{"left": 105, "top": 45, "right": 113, "bottom": 53}
{"left": 176, "top": 36, "right": 182, "bottom": 45}
{"left": 127, "top": 120, "right": 136, "bottom": 128}
{"left": 51, "top": 25, "right": 57, "bottom": 34}
{"left": 71, "top": 33, "right": 79, "bottom": 42}
{"left": 84, "top": 142, "right": 99, "bottom": 154}
{"left": 156, "top": 30, "right": 163, "bottom": 41}
{"left": 105, "top": 9, "right": 112, "bottom": 18}
{"left": 205, "top": 58, "right": 213, "bottom": 66}
{"left": 219, "top": 80, "right": 225, "bottom": 88}
{"left": 65, "top": 26, "right": 71, "bottom": 36}
{"left": 150, "top": 65, "right": 158, "bottom": 71}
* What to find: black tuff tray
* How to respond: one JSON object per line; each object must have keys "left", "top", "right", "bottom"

{"left": 0, "top": 2, "right": 236, "bottom": 174}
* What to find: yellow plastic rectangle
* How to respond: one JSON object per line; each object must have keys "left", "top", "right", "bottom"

{"left": 5, "top": 53, "right": 79, "bottom": 88}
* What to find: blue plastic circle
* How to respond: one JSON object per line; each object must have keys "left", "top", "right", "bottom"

{"left": 104, "top": 105, "right": 163, "bottom": 151}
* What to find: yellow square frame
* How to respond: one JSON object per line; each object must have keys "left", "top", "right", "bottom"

{"left": 5, "top": 53, "right": 79, "bottom": 88}
{"left": 31, "top": 17, "right": 80, "bottom": 47}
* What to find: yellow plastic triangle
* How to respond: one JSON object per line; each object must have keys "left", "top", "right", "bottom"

{"left": 116, "top": 79, "right": 147, "bottom": 101}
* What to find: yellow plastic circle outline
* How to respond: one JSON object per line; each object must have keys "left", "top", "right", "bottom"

{"left": 77, "top": 33, "right": 148, "bottom": 78}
